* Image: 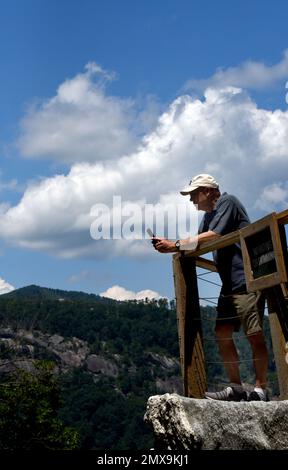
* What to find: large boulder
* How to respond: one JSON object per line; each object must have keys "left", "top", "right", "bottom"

{"left": 144, "top": 393, "right": 288, "bottom": 450}
{"left": 86, "top": 354, "right": 119, "bottom": 377}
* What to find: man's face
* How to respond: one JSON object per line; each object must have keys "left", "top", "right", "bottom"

{"left": 189, "top": 187, "right": 212, "bottom": 211}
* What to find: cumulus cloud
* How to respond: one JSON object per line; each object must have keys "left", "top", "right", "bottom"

{"left": 0, "top": 77, "right": 288, "bottom": 258}
{"left": 0, "top": 278, "right": 15, "bottom": 295}
{"left": 18, "top": 62, "right": 160, "bottom": 164}
{"left": 184, "top": 49, "right": 288, "bottom": 93}
{"left": 0, "top": 178, "right": 19, "bottom": 192}
{"left": 68, "top": 270, "right": 91, "bottom": 284}
{"left": 255, "top": 182, "right": 288, "bottom": 212}
{"left": 0, "top": 171, "right": 22, "bottom": 194}
{"left": 99, "top": 284, "right": 162, "bottom": 301}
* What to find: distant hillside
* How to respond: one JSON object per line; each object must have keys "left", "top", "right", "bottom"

{"left": 0, "top": 285, "right": 181, "bottom": 449}
{"left": 0, "top": 284, "right": 278, "bottom": 449}
{"left": 0, "top": 284, "right": 179, "bottom": 359}
{"left": 2, "top": 284, "right": 110, "bottom": 303}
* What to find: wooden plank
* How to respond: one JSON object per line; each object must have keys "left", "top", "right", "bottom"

{"left": 172, "top": 254, "right": 207, "bottom": 398}
{"left": 195, "top": 256, "right": 217, "bottom": 273}
{"left": 172, "top": 208, "right": 288, "bottom": 399}
{"left": 267, "top": 285, "right": 288, "bottom": 399}
{"left": 276, "top": 209, "right": 288, "bottom": 226}
{"left": 240, "top": 213, "right": 288, "bottom": 292}
{"left": 268, "top": 313, "right": 288, "bottom": 399}
{"left": 281, "top": 283, "right": 288, "bottom": 369}
{"left": 273, "top": 283, "right": 288, "bottom": 343}
{"left": 183, "top": 209, "right": 288, "bottom": 261}
{"left": 271, "top": 218, "right": 288, "bottom": 281}
{"left": 172, "top": 254, "right": 186, "bottom": 393}
{"left": 183, "top": 230, "right": 240, "bottom": 258}
{"left": 181, "top": 256, "right": 207, "bottom": 398}
{"left": 246, "top": 273, "right": 283, "bottom": 292}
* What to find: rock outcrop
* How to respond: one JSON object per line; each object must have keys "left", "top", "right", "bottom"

{"left": 0, "top": 328, "right": 89, "bottom": 372}
{"left": 0, "top": 329, "right": 181, "bottom": 394}
{"left": 144, "top": 393, "right": 288, "bottom": 450}
{"left": 86, "top": 354, "right": 119, "bottom": 377}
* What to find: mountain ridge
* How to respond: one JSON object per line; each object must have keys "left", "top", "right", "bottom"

{"left": 1, "top": 284, "right": 112, "bottom": 303}
{"left": 0, "top": 286, "right": 181, "bottom": 448}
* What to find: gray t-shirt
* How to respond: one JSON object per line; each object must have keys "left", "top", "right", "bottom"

{"left": 198, "top": 192, "right": 250, "bottom": 294}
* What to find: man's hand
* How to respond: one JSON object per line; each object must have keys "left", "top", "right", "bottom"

{"left": 152, "top": 237, "right": 177, "bottom": 253}
{"left": 151, "top": 231, "right": 219, "bottom": 254}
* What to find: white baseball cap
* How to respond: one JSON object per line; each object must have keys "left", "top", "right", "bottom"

{"left": 180, "top": 174, "right": 219, "bottom": 195}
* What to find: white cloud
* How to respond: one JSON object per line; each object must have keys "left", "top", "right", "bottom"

{"left": 68, "top": 270, "right": 91, "bottom": 284}
{"left": 185, "top": 49, "right": 288, "bottom": 93}
{"left": 18, "top": 62, "right": 160, "bottom": 164}
{"left": 0, "top": 171, "right": 21, "bottom": 194}
{"left": 0, "top": 178, "right": 19, "bottom": 192}
{"left": 0, "top": 278, "right": 15, "bottom": 295}
{"left": 255, "top": 182, "right": 288, "bottom": 212}
{"left": 1, "top": 76, "right": 288, "bottom": 258}
{"left": 99, "top": 284, "right": 162, "bottom": 301}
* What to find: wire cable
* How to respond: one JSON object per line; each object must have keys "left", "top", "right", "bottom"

{"left": 205, "top": 356, "right": 265, "bottom": 365}
{"left": 197, "top": 277, "right": 221, "bottom": 288}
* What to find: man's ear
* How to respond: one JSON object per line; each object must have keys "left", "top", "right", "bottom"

{"left": 206, "top": 188, "right": 216, "bottom": 200}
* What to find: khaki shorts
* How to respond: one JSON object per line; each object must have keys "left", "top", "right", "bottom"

{"left": 216, "top": 291, "right": 265, "bottom": 336}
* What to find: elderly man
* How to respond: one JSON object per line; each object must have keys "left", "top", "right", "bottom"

{"left": 153, "top": 174, "right": 269, "bottom": 401}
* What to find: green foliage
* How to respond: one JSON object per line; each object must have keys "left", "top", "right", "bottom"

{"left": 2, "top": 284, "right": 105, "bottom": 303}
{"left": 0, "top": 361, "right": 79, "bottom": 450}
{"left": 0, "top": 289, "right": 178, "bottom": 449}
{"left": 59, "top": 369, "right": 154, "bottom": 450}
{"left": 0, "top": 286, "right": 280, "bottom": 450}
{"left": 0, "top": 293, "right": 179, "bottom": 360}
{"left": 201, "top": 305, "right": 278, "bottom": 395}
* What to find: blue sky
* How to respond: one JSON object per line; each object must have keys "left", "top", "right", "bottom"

{"left": 0, "top": 0, "right": 288, "bottom": 302}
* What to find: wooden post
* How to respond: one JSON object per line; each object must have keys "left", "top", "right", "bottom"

{"left": 171, "top": 209, "right": 288, "bottom": 400}
{"left": 240, "top": 213, "right": 288, "bottom": 292}
{"left": 266, "top": 284, "right": 288, "bottom": 399}
{"left": 173, "top": 253, "right": 207, "bottom": 398}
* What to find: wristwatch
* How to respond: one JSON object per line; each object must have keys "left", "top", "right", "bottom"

{"left": 175, "top": 240, "right": 181, "bottom": 251}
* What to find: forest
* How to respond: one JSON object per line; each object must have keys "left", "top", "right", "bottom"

{"left": 0, "top": 285, "right": 278, "bottom": 449}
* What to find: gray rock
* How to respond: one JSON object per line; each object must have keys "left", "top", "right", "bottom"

{"left": 155, "top": 377, "right": 183, "bottom": 395}
{"left": 86, "top": 354, "right": 119, "bottom": 377}
{"left": 0, "top": 329, "right": 90, "bottom": 372}
{"left": 144, "top": 393, "right": 288, "bottom": 450}
{"left": 58, "top": 350, "right": 84, "bottom": 367}
{"left": 145, "top": 352, "right": 179, "bottom": 369}
{"left": 49, "top": 334, "right": 64, "bottom": 346}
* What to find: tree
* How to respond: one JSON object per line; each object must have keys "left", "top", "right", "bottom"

{"left": 0, "top": 361, "right": 79, "bottom": 450}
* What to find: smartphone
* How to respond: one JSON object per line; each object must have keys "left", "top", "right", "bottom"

{"left": 146, "top": 228, "right": 154, "bottom": 238}
{"left": 146, "top": 228, "right": 157, "bottom": 246}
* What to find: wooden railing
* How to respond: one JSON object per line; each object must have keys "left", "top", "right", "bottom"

{"left": 172, "top": 209, "right": 288, "bottom": 399}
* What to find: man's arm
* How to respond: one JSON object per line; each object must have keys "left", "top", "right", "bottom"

{"left": 153, "top": 230, "right": 220, "bottom": 253}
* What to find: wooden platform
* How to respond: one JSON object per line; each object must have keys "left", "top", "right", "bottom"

{"left": 173, "top": 209, "right": 288, "bottom": 398}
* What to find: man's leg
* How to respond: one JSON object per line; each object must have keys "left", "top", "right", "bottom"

{"left": 239, "top": 291, "right": 269, "bottom": 400}
{"left": 247, "top": 331, "right": 269, "bottom": 389}
{"left": 215, "top": 322, "right": 241, "bottom": 385}
{"left": 205, "top": 322, "right": 247, "bottom": 400}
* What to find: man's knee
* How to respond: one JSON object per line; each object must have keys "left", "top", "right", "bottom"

{"left": 246, "top": 330, "right": 266, "bottom": 346}
{"left": 215, "top": 322, "right": 234, "bottom": 340}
